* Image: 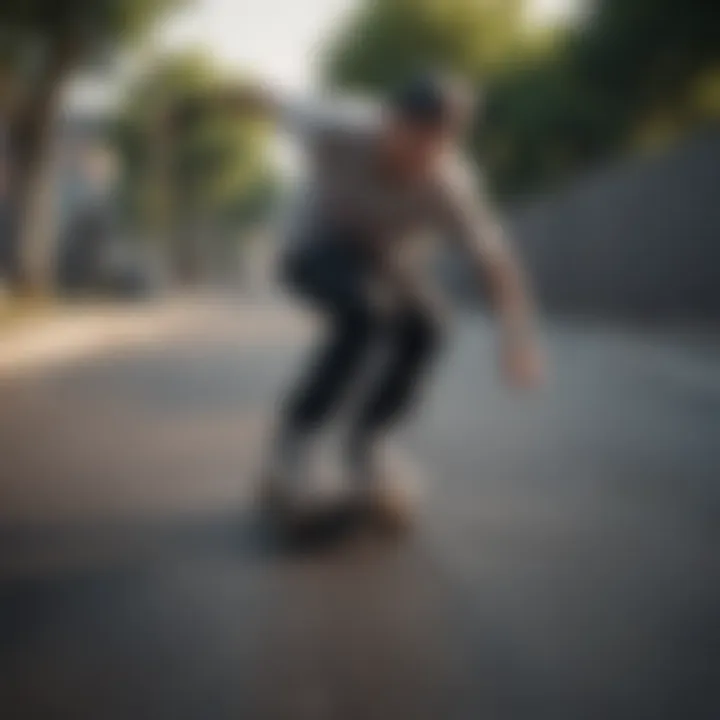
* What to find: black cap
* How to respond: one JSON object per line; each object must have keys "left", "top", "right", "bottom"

{"left": 391, "top": 72, "right": 473, "bottom": 128}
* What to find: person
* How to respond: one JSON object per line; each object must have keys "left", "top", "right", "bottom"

{"left": 171, "top": 74, "right": 545, "bottom": 527}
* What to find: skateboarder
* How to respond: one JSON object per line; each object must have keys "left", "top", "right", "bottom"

{"left": 172, "top": 74, "right": 545, "bottom": 527}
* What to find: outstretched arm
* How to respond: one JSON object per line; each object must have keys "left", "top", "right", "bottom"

{"left": 438, "top": 164, "right": 545, "bottom": 388}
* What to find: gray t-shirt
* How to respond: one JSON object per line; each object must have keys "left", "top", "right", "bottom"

{"left": 278, "top": 97, "right": 505, "bottom": 293}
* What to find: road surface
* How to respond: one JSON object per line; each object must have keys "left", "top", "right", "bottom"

{"left": 1, "top": 298, "right": 718, "bottom": 719}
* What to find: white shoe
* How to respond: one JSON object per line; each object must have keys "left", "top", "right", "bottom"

{"left": 259, "top": 428, "right": 341, "bottom": 527}
{"left": 347, "top": 444, "right": 422, "bottom": 533}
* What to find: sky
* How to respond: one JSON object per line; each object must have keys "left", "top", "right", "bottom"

{"left": 156, "top": 0, "right": 358, "bottom": 90}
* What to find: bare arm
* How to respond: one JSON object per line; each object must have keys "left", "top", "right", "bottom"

{"left": 467, "top": 207, "right": 536, "bottom": 350}
{"left": 438, "top": 162, "right": 544, "bottom": 386}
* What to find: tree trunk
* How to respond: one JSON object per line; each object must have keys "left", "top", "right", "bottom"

{"left": 8, "top": 41, "right": 78, "bottom": 295}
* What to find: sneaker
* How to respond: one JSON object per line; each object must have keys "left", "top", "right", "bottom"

{"left": 259, "top": 426, "right": 340, "bottom": 527}
{"left": 346, "top": 443, "right": 421, "bottom": 533}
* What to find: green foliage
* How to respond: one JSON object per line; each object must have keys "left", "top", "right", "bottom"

{"left": 493, "top": 0, "right": 720, "bottom": 193}
{"left": 115, "top": 51, "right": 276, "bottom": 239}
{"left": 326, "top": 0, "right": 526, "bottom": 91}
{"left": 0, "top": 0, "right": 186, "bottom": 291}
{"left": 479, "top": 38, "right": 624, "bottom": 196}
{"left": 0, "top": 0, "right": 184, "bottom": 45}
{"left": 0, "top": 0, "right": 185, "bottom": 94}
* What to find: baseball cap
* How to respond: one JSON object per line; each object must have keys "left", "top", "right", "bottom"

{"left": 391, "top": 72, "right": 474, "bottom": 128}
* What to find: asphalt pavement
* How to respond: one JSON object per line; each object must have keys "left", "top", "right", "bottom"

{"left": 1, "top": 298, "right": 718, "bottom": 720}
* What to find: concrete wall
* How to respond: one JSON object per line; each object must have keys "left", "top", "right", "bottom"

{"left": 511, "top": 130, "right": 720, "bottom": 322}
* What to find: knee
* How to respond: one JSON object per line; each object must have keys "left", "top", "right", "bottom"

{"left": 336, "top": 303, "right": 384, "bottom": 347}
{"left": 397, "top": 307, "right": 445, "bottom": 360}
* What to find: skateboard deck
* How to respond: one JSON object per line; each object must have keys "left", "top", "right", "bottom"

{"left": 257, "top": 443, "right": 422, "bottom": 547}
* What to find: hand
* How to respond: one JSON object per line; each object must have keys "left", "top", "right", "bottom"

{"left": 501, "top": 338, "right": 546, "bottom": 389}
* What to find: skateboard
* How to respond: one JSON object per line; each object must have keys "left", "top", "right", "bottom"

{"left": 256, "top": 443, "right": 422, "bottom": 546}
{"left": 257, "top": 471, "right": 419, "bottom": 547}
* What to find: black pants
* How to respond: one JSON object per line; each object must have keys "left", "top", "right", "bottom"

{"left": 279, "top": 235, "right": 444, "bottom": 444}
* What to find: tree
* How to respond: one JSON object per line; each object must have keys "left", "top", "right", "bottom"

{"left": 570, "top": 0, "right": 720, "bottom": 146}
{"left": 0, "top": 0, "right": 183, "bottom": 292}
{"left": 483, "top": 0, "right": 720, "bottom": 195}
{"left": 326, "top": 0, "right": 526, "bottom": 91}
{"left": 478, "top": 41, "right": 617, "bottom": 197}
{"left": 115, "top": 51, "right": 276, "bottom": 283}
